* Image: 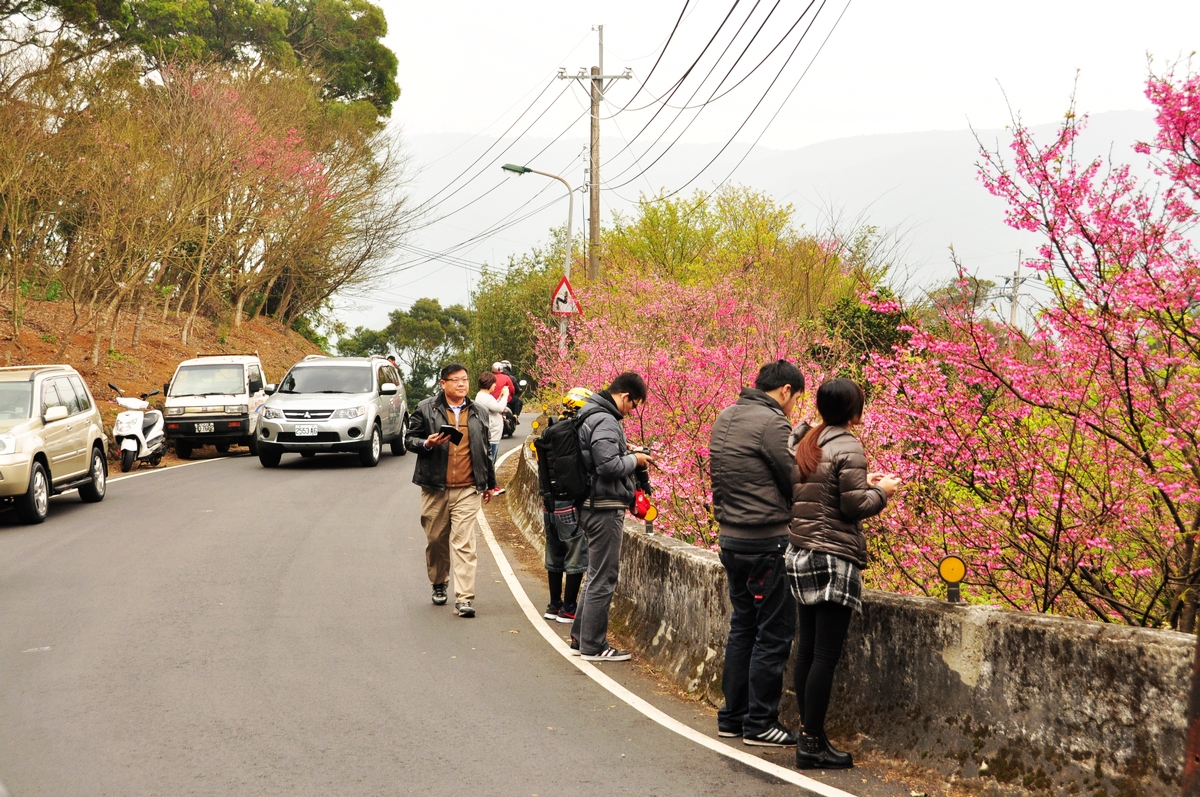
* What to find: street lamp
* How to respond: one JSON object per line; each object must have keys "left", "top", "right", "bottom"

{"left": 501, "top": 163, "right": 575, "bottom": 351}
{"left": 500, "top": 164, "right": 574, "bottom": 281}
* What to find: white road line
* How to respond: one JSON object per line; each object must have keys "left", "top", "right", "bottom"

{"left": 107, "top": 455, "right": 232, "bottom": 484}
{"left": 479, "top": 447, "right": 858, "bottom": 797}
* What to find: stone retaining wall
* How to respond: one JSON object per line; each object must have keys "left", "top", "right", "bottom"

{"left": 505, "top": 440, "right": 1194, "bottom": 795}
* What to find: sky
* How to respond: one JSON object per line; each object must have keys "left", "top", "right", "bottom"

{"left": 338, "top": 0, "right": 1200, "bottom": 333}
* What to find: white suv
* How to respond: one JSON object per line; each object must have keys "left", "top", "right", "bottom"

{"left": 163, "top": 355, "right": 268, "bottom": 457}
{"left": 256, "top": 356, "right": 407, "bottom": 468}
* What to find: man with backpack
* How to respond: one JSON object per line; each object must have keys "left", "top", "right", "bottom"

{"left": 569, "top": 372, "right": 649, "bottom": 661}
{"left": 534, "top": 388, "right": 592, "bottom": 624}
{"left": 709, "top": 359, "right": 805, "bottom": 747}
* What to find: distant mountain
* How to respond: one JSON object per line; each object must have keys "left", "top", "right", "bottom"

{"left": 339, "top": 109, "right": 1155, "bottom": 330}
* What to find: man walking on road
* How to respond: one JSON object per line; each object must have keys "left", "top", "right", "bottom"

{"left": 406, "top": 363, "right": 496, "bottom": 618}
{"left": 709, "top": 359, "right": 804, "bottom": 747}
{"left": 571, "top": 372, "right": 650, "bottom": 662}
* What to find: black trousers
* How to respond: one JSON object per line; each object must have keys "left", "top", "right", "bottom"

{"left": 793, "top": 601, "right": 853, "bottom": 735}
{"left": 718, "top": 540, "right": 795, "bottom": 735}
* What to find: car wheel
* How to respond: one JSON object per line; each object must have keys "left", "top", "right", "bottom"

{"left": 259, "top": 448, "right": 282, "bottom": 468}
{"left": 120, "top": 448, "right": 136, "bottom": 473}
{"left": 215, "top": 443, "right": 230, "bottom": 454}
{"left": 78, "top": 447, "right": 107, "bottom": 503}
{"left": 246, "top": 435, "right": 258, "bottom": 456}
{"left": 392, "top": 413, "right": 409, "bottom": 456}
{"left": 175, "top": 441, "right": 192, "bottom": 459}
{"left": 300, "top": 451, "right": 315, "bottom": 458}
{"left": 15, "top": 461, "right": 50, "bottom": 524}
{"left": 359, "top": 424, "right": 381, "bottom": 467}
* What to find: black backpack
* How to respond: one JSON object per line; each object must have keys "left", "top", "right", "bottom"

{"left": 534, "top": 410, "right": 593, "bottom": 505}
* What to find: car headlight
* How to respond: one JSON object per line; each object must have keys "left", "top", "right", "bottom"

{"left": 225, "top": 404, "right": 248, "bottom": 414}
{"left": 261, "top": 407, "right": 283, "bottom": 420}
{"left": 331, "top": 406, "right": 366, "bottom": 419}
{"left": 166, "top": 407, "right": 184, "bottom": 416}
{"left": 0, "top": 433, "right": 17, "bottom": 455}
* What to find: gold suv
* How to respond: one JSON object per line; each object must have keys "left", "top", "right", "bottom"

{"left": 0, "top": 365, "right": 108, "bottom": 523}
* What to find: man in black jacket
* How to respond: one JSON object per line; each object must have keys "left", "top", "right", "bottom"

{"left": 709, "top": 359, "right": 804, "bottom": 747}
{"left": 570, "top": 372, "right": 650, "bottom": 662}
{"left": 405, "top": 363, "right": 496, "bottom": 618}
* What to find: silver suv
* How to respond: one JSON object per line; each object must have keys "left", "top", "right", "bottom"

{"left": 256, "top": 356, "right": 408, "bottom": 468}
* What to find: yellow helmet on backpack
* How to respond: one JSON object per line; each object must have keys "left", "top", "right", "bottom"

{"left": 562, "top": 387, "right": 593, "bottom": 412}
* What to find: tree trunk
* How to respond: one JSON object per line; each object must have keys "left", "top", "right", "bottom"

{"left": 91, "top": 312, "right": 103, "bottom": 364}
{"left": 132, "top": 304, "right": 146, "bottom": 351}
{"left": 107, "top": 301, "right": 122, "bottom": 354}
{"left": 233, "top": 290, "right": 247, "bottom": 328}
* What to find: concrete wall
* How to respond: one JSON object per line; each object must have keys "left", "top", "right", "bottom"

{"left": 506, "top": 441, "right": 1194, "bottom": 795}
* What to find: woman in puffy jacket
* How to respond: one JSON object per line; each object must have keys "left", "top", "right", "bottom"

{"left": 787, "top": 378, "right": 900, "bottom": 771}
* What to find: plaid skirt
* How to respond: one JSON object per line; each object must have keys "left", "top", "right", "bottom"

{"left": 785, "top": 544, "right": 863, "bottom": 614}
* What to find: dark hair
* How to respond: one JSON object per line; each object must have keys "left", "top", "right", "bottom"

{"left": 478, "top": 371, "right": 496, "bottom": 390}
{"left": 754, "top": 359, "right": 804, "bottom": 394}
{"left": 439, "top": 363, "right": 468, "bottom": 381}
{"left": 795, "top": 378, "right": 866, "bottom": 481}
{"left": 607, "top": 371, "right": 648, "bottom": 401}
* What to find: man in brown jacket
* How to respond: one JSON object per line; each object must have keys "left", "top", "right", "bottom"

{"left": 405, "top": 363, "right": 496, "bottom": 618}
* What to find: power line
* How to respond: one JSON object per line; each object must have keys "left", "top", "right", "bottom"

{"left": 411, "top": 80, "right": 575, "bottom": 222}
{"left": 602, "top": 0, "right": 818, "bottom": 187}
{"left": 607, "top": 0, "right": 693, "bottom": 113}
{"left": 592, "top": 1, "right": 747, "bottom": 173}
{"left": 614, "top": 0, "right": 851, "bottom": 199}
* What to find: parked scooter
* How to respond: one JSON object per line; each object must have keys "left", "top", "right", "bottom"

{"left": 108, "top": 383, "right": 166, "bottom": 472}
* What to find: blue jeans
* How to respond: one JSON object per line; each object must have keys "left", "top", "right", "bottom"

{"left": 490, "top": 442, "right": 499, "bottom": 462}
{"left": 718, "top": 538, "right": 795, "bottom": 736}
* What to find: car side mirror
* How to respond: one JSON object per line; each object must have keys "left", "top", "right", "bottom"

{"left": 264, "top": 383, "right": 277, "bottom": 395}
{"left": 380, "top": 382, "right": 398, "bottom": 396}
{"left": 43, "top": 405, "right": 69, "bottom": 423}
{"left": 248, "top": 379, "right": 262, "bottom": 394}
{"left": 163, "top": 382, "right": 170, "bottom": 396}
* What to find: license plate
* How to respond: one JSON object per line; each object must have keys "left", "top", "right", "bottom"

{"left": 195, "top": 422, "right": 215, "bottom": 433}
{"left": 294, "top": 424, "right": 318, "bottom": 437}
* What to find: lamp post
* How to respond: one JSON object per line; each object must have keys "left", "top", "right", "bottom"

{"left": 501, "top": 163, "right": 575, "bottom": 351}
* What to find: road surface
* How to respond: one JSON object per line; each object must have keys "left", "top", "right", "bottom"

{"left": 0, "top": 437, "right": 826, "bottom": 796}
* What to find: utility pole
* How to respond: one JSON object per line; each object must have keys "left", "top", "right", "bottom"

{"left": 1010, "top": 255, "right": 1023, "bottom": 327}
{"left": 990, "top": 250, "right": 1030, "bottom": 327}
{"left": 559, "top": 25, "right": 630, "bottom": 281}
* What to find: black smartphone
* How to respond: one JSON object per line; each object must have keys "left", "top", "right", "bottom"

{"left": 438, "top": 424, "right": 464, "bottom": 445}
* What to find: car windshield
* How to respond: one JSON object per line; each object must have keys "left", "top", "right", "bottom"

{"left": 278, "top": 365, "right": 373, "bottom": 395}
{"left": 0, "top": 382, "right": 32, "bottom": 420}
{"left": 169, "top": 365, "right": 245, "bottom": 397}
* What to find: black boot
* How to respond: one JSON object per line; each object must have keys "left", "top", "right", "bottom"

{"left": 794, "top": 731, "right": 853, "bottom": 770}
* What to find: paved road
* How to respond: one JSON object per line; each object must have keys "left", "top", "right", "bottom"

{"left": 0, "top": 437, "right": 806, "bottom": 796}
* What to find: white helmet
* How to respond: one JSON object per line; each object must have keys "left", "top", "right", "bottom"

{"left": 492, "top": 362, "right": 504, "bottom": 372}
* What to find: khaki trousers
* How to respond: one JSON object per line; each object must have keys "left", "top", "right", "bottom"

{"left": 421, "top": 486, "right": 481, "bottom": 601}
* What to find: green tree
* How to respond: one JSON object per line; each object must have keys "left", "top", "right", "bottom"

{"left": 337, "top": 298, "right": 470, "bottom": 402}
{"left": 336, "top": 325, "right": 388, "bottom": 357}
{"left": 467, "top": 226, "right": 571, "bottom": 387}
